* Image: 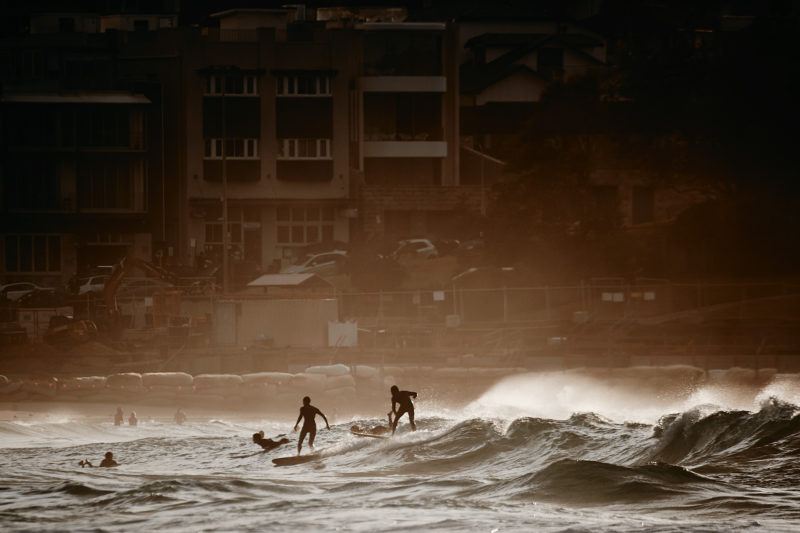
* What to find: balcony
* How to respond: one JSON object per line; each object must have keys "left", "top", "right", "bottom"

{"left": 358, "top": 76, "right": 446, "bottom": 93}
{"left": 363, "top": 141, "right": 447, "bottom": 158}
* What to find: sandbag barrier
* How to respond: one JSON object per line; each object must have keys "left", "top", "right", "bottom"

{"left": 0, "top": 365, "right": 539, "bottom": 404}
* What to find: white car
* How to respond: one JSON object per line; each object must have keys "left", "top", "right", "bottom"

{"left": 0, "top": 282, "right": 46, "bottom": 301}
{"left": 392, "top": 239, "right": 438, "bottom": 260}
{"left": 77, "top": 275, "right": 108, "bottom": 295}
{"left": 281, "top": 250, "right": 348, "bottom": 276}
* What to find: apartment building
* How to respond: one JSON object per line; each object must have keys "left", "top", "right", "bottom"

{"left": 183, "top": 8, "right": 467, "bottom": 278}
{"left": 0, "top": 3, "right": 179, "bottom": 287}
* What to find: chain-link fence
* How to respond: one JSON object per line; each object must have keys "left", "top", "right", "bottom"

{"left": 337, "top": 280, "right": 800, "bottom": 326}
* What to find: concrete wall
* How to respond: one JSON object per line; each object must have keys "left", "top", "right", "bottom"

{"left": 212, "top": 298, "right": 339, "bottom": 347}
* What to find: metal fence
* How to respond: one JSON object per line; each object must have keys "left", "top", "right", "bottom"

{"left": 336, "top": 280, "right": 800, "bottom": 326}
{"left": 72, "top": 278, "right": 800, "bottom": 331}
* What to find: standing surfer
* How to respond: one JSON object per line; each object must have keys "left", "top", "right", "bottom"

{"left": 389, "top": 385, "right": 417, "bottom": 435}
{"left": 293, "top": 396, "right": 330, "bottom": 455}
{"left": 114, "top": 407, "right": 124, "bottom": 426}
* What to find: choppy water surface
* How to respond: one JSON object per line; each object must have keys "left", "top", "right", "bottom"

{"left": 2, "top": 372, "right": 800, "bottom": 532}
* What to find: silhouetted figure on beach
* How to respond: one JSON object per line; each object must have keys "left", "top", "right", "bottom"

{"left": 174, "top": 408, "right": 187, "bottom": 425}
{"left": 252, "top": 430, "right": 291, "bottom": 451}
{"left": 79, "top": 451, "right": 119, "bottom": 468}
{"left": 114, "top": 407, "right": 124, "bottom": 426}
{"left": 128, "top": 411, "right": 137, "bottom": 426}
{"left": 390, "top": 385, "right": 417, "bottom": 435}
{"left": 293, "top": 396, "right": 330, "bottom": 455}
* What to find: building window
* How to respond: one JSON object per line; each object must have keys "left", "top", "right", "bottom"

{"left": 204, "top": 74, "right": 258, "bottom": 96}
{"left": 78, "top": 108, "right": 144, "bottom": 149}
{"left": 134, "top": 20, "right": 149, "bottom": 32}
{"left": 202, "top": 206, "right": 260, "bottom": 263}
{"left": 632, "top": 186, "right": 655, "bottom": 225}
{"left": 276, "top": 207, "right": 334, "bottom": 244}
{"left": 59, "top": 17, "right": 75, "bottom": 33}
{"left": 204, "top": 221, "right": 243, "bottom": 260}
{"left": 204, "top": 138, "right": 258, "bottom": 159}
{"left": 276, "top": 75, "right": 330, "bottom": 97}
{"left": 79, "top": 159, "right": 146, "bottom": 211}
{"left": 6, "top": 158, "right": 61, "bottom": 210}
{"left": 277, "top": 138, "right": 330, "bottom": 159}
{"left": 4, "top": 235, "right": 61, "bottom": 273}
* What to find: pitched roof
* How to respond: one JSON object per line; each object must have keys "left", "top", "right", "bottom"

{"left": 461, "top": 32, "right": 605, "bottom": 94}
{"left": 465, "top": 32, "right": 604, "bottom": 49}
{"left": 460, "top": 62, "right": 544, "bottom": 95}
{"left": 247, "top": 273, "right": 330, "bottom": 287}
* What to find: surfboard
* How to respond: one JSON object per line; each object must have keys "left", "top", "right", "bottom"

{"left": 350, "top": 430, "right": 390, "bottom": 439}
{"left": 272, "top": 454, "right": 320, "bottom": 466}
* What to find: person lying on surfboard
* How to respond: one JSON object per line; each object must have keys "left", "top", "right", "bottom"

{"left": 252, "top": 430, "right": 291, "bottom": 451}
{"left": 350, "top": 413, "right": 392, "bottom": 436}
{"left": 389, "top": 385, "right": 417, "bottom": 435}
{"left": 293, "top": 396, "right": 330, "bottom": 455}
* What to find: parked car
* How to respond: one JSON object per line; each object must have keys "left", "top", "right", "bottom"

{"left": 391, "top": 239, "right": 438, "bottom": 260}
{"left": 15, "top": 288, "right": 70, "bottom": 308}
{"left": 281, "top": 250, "right": 348, "bottom": 276}
{"left": 0, "top": 282, "right": 47, "bottom": 302}
{"left": 77, "top": 275, "right": 108, "bottom": 295}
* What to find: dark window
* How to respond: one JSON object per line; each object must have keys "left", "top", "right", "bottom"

{"left": 364, "top": 93, "right": 442, "bottom": 141}
{"left": 364, "top": 31, "right": 442, "bottom": 76}
{"left": 632, "top": 186, "right": 654, "bottom": 225}
{"left": 59, "top": 18, "right": 75, "bottom": 33}
{"left": 5, "top": 158, "right": 60, "bottom": 210}
{"left": 5, "top": 237, "right": 18, "bottom": 271}
{"left": 78, "top": 158, "right": 143, "bottom": 210}
{"left": 276, "top": 206, "right": 335, "bottom": 244}
{"left": 4, "top": 235, "right": 61, "bottom": 272}
{"left": 134, "top": 20, "right": 149, "bottom": 32}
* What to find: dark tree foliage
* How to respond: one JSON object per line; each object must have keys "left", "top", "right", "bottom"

{"left": 488, "top": 1, "right": 800, "bottom": 278}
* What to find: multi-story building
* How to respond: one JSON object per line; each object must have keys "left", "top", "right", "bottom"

{"left": 0, "top": 2, "right": 180, "bottom": 288}
{"left": 183, "top": 7, "right": 468, "bottom": 279}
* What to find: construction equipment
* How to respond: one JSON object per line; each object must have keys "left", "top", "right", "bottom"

{"left": 43, "top": 315, "right": 98, "bottom": 346}
{"left": 104, "top": 255, "right": 178, "bottom": 331}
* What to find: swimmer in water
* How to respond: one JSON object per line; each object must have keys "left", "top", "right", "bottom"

{"left": 114, "top": 407, "right": 124, "bottom": 426}
{"left": 128, "top": 411, "right": 137, "bottom": 426}
{"left": 174, "top": 408, "right": 187, "bottom": 425}
{"left": 79, "top": 451, "right": 118, "bottom": 468}
{"left": 293, "top": 396, "right": 330, "bottom": 455}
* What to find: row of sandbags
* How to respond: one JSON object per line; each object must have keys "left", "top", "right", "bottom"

{"left": 0, "top": 363, "right": 528, "bottom": 402}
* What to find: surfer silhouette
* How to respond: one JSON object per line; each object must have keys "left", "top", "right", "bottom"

{"left": 253, "top": 430, "right": 291, "bottom": 451}
{"left": 390, "top": 385, "right": 417, "bottom": 435}
{"left": 293, "top": 396, "right": 330, "bottom": 455}
{"left": 174, "top": 408, "right": 187, "bottom": 425}
{"left": 114, "top": 407, "right": 124, "bottom": 426}
{"left": 128, "top": 411, "right": 138, "bottom": 426}
{"left": 79, "top": 451, "right": 118, "bottom": 468}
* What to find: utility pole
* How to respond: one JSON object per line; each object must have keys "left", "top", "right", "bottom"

{"left": 221, "top": 69, "right": 229, "bottom": 294}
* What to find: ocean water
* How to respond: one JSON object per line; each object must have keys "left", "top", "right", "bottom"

{"left": 1, "top": 371, "right": 800, "bottom": 532}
